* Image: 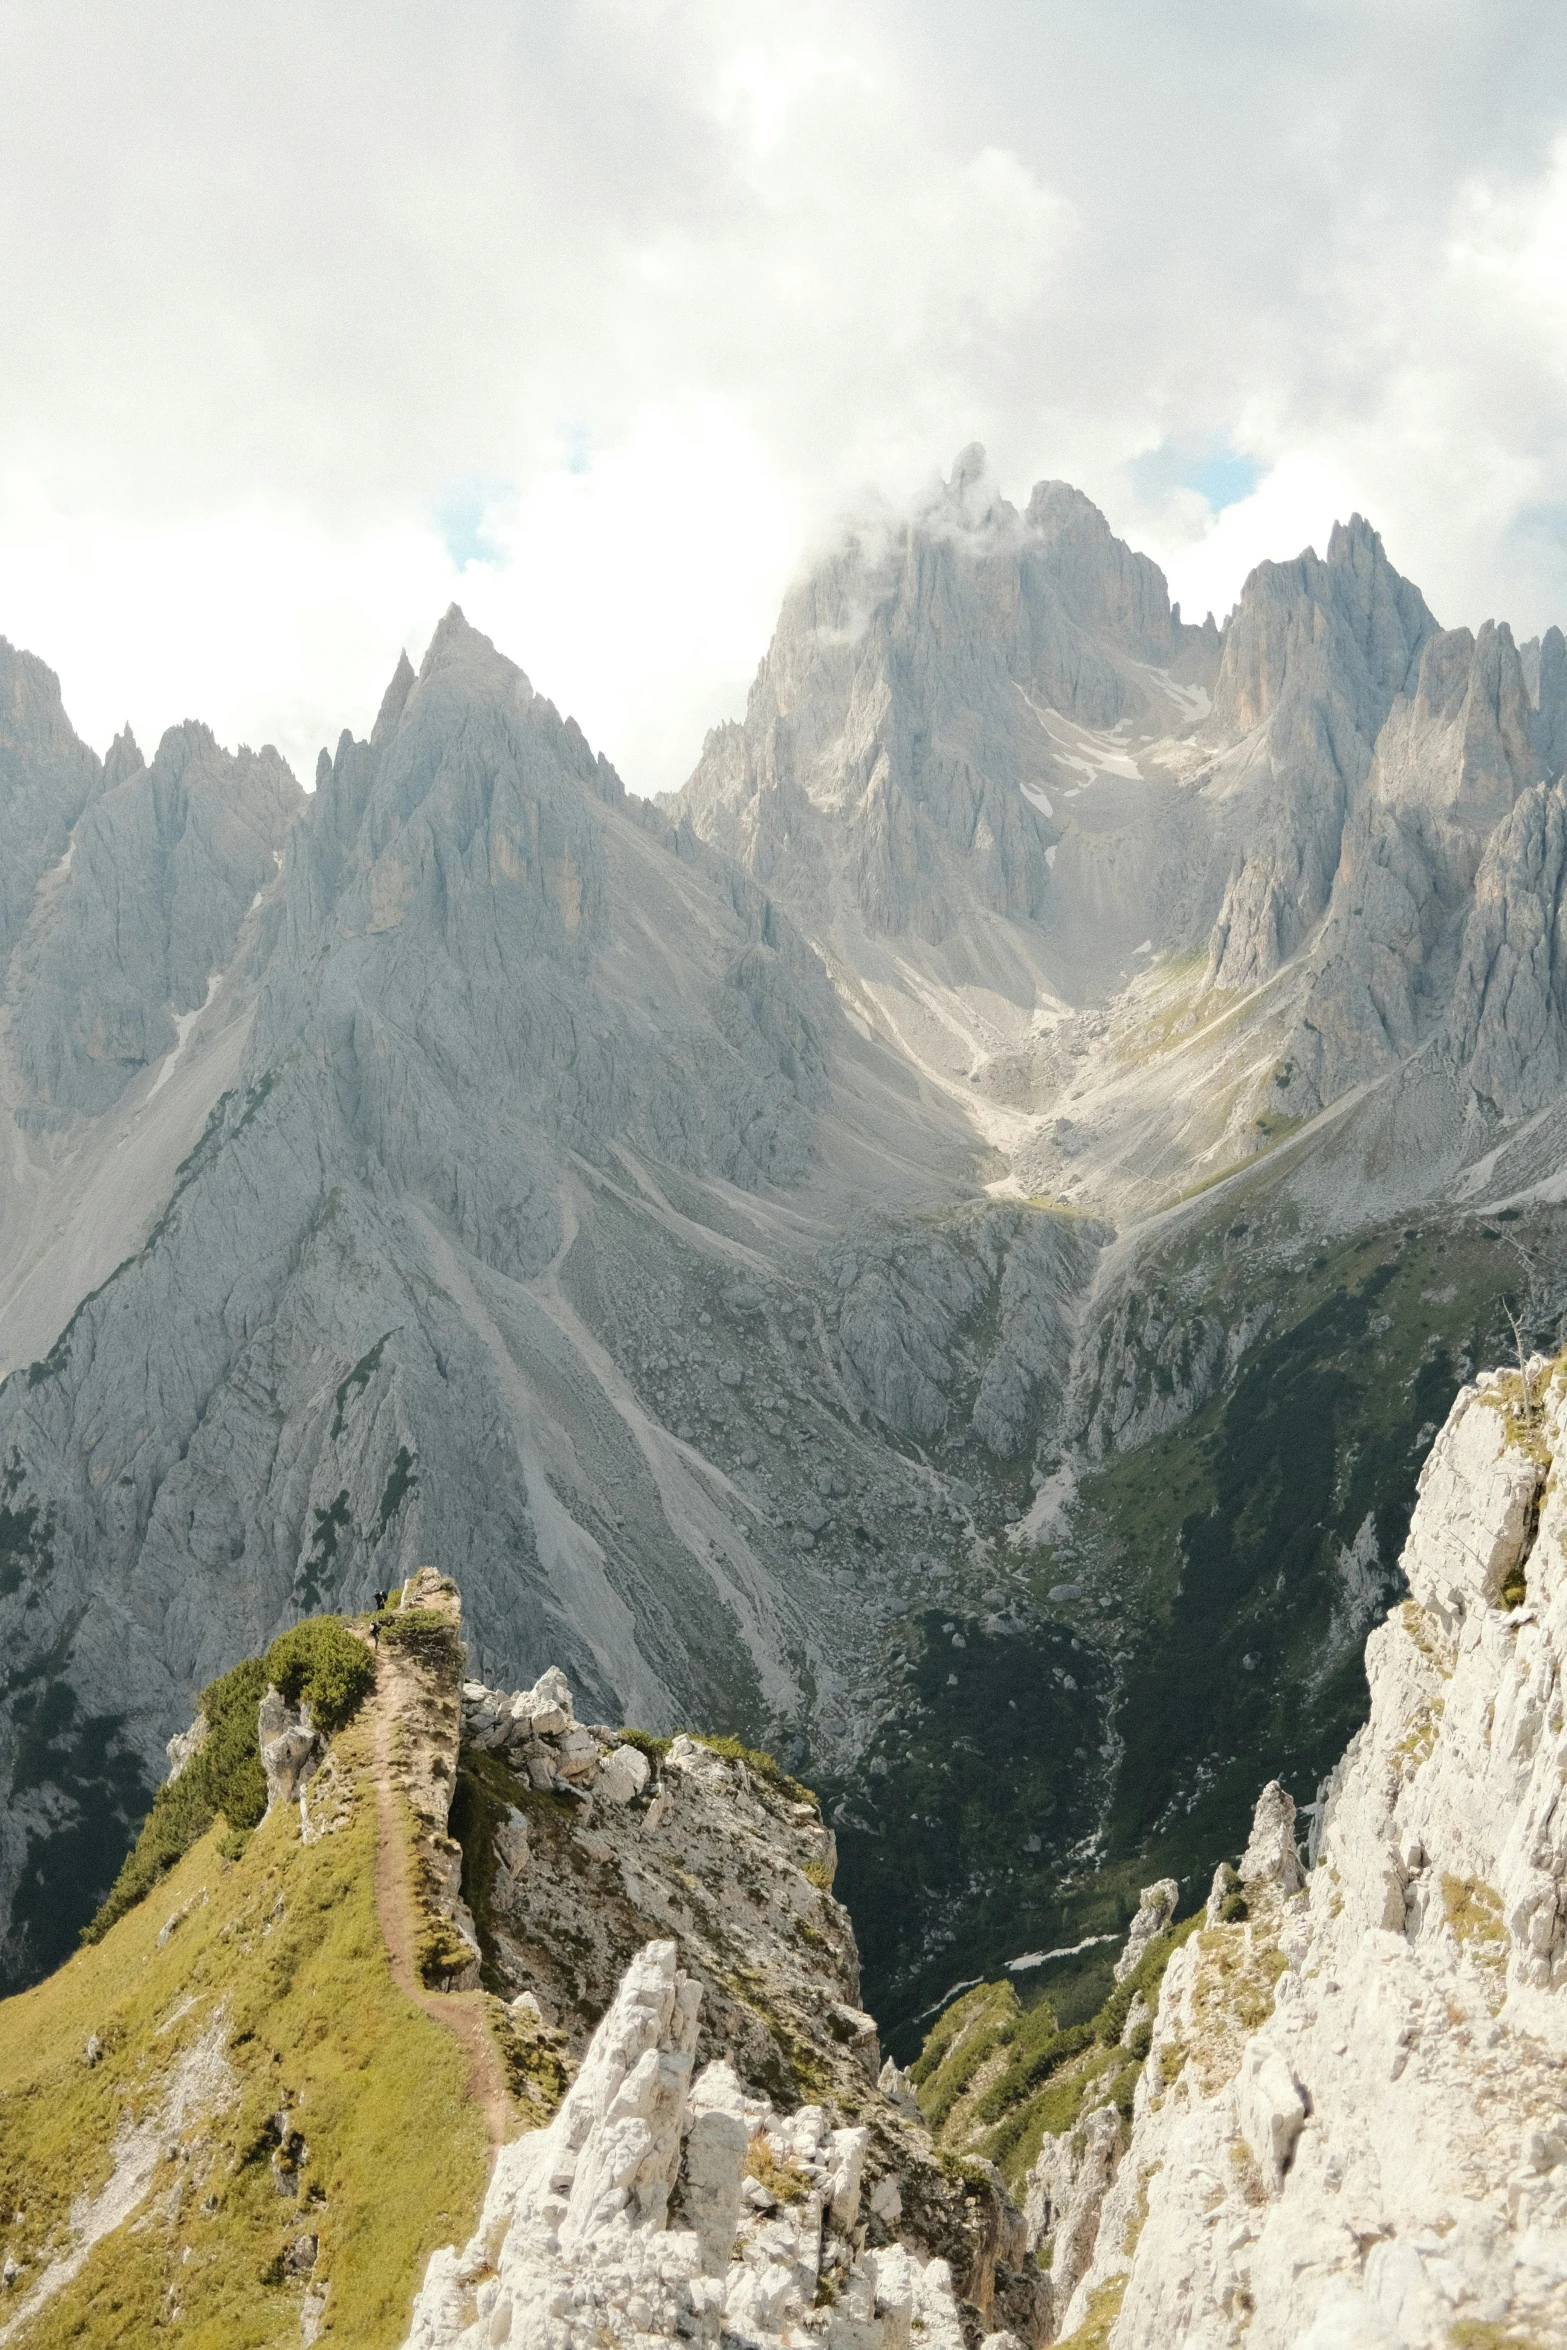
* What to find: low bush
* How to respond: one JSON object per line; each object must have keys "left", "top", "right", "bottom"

{"left": 265, "top": 1616, "right": 375, "bottom": 1735}
{"left": 84, "top": 1615, "right": 374, "bottom": 1942}
{"left": 379, "top": 1607, "right": 461, "bottom": 1663}
{"left": 617, "top": 1727, "right": 673, "bottom": 1765}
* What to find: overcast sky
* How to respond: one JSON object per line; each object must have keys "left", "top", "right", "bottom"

{"left": 4, "top": 0, "right": 1567, "bottom": 791}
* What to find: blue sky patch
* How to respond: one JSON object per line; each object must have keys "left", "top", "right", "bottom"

{"left": 433, "top": 477, "right": 513, "bottom": 569}
{"left": 1131, "top": 441, "right": 1263, "bottom": 514}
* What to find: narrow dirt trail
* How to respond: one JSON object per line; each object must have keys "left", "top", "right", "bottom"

{"left": 369, "top": 1665, "right": 511, "bottom": 2166}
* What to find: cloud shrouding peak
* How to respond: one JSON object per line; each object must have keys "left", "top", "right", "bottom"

{"left": 3, "top": 0, "right": 1566, "bottom": 788}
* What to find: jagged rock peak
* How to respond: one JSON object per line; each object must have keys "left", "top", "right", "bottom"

{"left": 372, "top": 646, "right": 417, "bottom": 746}
{"left": 1444, "top": 776, "right": 1567, "bottom": 1117}
{"left": 103, "top": 724, "right": 144, "bottom": 787}
{"left": 403, "top": 1943, "right": 972, "bottom": 2350}
{"left": 1212, "top": 509, "right": 1437, "bottom": 742}
{"left": 0, "top": 633, "right": 104, "bottom": 960}
{"left": 418, "top": 602, "right": 534, "bottom": 703}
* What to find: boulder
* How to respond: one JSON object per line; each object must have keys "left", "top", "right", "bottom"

{"left": 258, "top": 1689, "right": 323, "bottom": 1816}
{"left": 597, "top": 1744, "right": 651, "bottom": 1805}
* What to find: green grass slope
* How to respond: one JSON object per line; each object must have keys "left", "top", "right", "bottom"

{"left": 0, "top": 1683, "right": 487, "bottom": 2345}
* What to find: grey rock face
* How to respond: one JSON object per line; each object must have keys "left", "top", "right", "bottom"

{"left": 0, "top": 603, "right": 1106, "bottom": 1990}
{"left": 0, "top": 637, "right": 103, "bottom": 964}
{"left": 1286, "top": 618, "right": 1541, "bottom": 1108}
{"left": 257, "top": 1688, "right": 323, "bottom": 1815}
{"left": 1444, "top": 778, "right": 1567, "bottom": 1118}
{"left": 10, "top": 720, "right": 300, "bottom": 1114}
{"left": 1204, "top": 516, "right": 1437, "bottom": 991}
{"left": 824, "top": 1206, "right": 1106, "bottom": 1454}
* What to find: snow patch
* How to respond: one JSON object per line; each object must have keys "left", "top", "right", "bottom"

{"left": 146, "top": 972, "right": 221, "bottom": 1100}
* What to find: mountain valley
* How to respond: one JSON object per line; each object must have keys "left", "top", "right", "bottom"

{"left": 3, "top": 447, "right": 1567, "bottom": 2077}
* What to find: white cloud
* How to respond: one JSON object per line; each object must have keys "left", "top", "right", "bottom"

{"left": 2, "top": 0, "right": 1567, "bottom": 784}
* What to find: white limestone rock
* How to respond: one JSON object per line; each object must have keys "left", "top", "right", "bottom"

{"left": 1114, "top": 1879, "right": 1179, "bottom": 1981}
{"left": 1239, "top": 1783, "right": 1305, "bottom": 1896}
{"left": 597, "top": 1744, "right": 650, "bottom": 1805}
{"left": 257, "top": 1688, "right": 323, "bottom": 1816}
{"left": 164, "top": 1713, "right": 208, "bottom": 1784}
{"left": 401, "top": 1941, "right": 971, "bottom": 2350}
{"left": 1051, "top": 1366, "right": 1567, "bottom": 2346}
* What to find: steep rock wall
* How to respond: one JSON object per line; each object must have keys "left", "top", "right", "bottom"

{"left": 1042, "top": 1363, "right": 1567, "bottom": 2346}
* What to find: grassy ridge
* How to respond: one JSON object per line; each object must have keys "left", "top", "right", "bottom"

{"left": 0, "top": 1707, "right": 487, "bottom": 2347}
{"left": 84, "top": 1618, "right": 374, "bottom": 1944}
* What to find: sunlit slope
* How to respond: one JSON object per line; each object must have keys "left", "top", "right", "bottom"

{"left": 0, "top": 1706, "right": 486, "bottom": 2349}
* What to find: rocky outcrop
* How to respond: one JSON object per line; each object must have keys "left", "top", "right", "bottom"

{"left": 258, "top": 1688, "right": 324, "bottom": 1815}
{"left": 381, "top": 1567, "right": 482, "bottom": 1989}
{"left": 436, "top": 1658, "right": 1047, "bottom": 2342}
{"left": 1113, "top": 1880, "right": 1179, "bottom": 1983}
{"left": 1041, "top": 1364, "right": 1567, "bottom": 2346}
{"left": 403, "top": 1943, "right": 972, "bottom": 2350}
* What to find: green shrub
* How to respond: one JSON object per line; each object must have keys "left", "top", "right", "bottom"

{"left": 617, "top": 1727, "right": 673, "bottom": 1765}
{"left": 974, "top": 2020, "right": 1093, "bottom": 2121}
{"left": 84, "top": 1654, "right": 269, "bottom": 1942}
{"left": 379, "top": 1607, "right": 461, "bottom": 1663}
{"left": 910, "top": 1980, "right": 1016, "bottom": 2088}
{"left": 84, "top": 1616, "right": 373, "bottom": 1942}
{"left": 264, "top": 1616, "right": 375, "bottom": 1734}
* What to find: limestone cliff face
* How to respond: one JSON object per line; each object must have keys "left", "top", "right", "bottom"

{"left": 1442, "top": 778, "right": 1567, "bottom": 1119}
{"left": 1032, "top": 1365, "right": 1567, "bottom": 2347}
{"left": 9, "top": 718, "right": 301, "bottom": 1116}
{"left": 0, "top": 636, "right": 102, "bottom": 966}
{"left": 1283, "top": 618, "right": 1544, "bottom": 1109}
{"left": 1202, "top": 517, "right": 1437, "bottom": 993}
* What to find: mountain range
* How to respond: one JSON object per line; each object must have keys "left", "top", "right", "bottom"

{"left": 2, "top": 448, "right": 1564, "bottom": 2040}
